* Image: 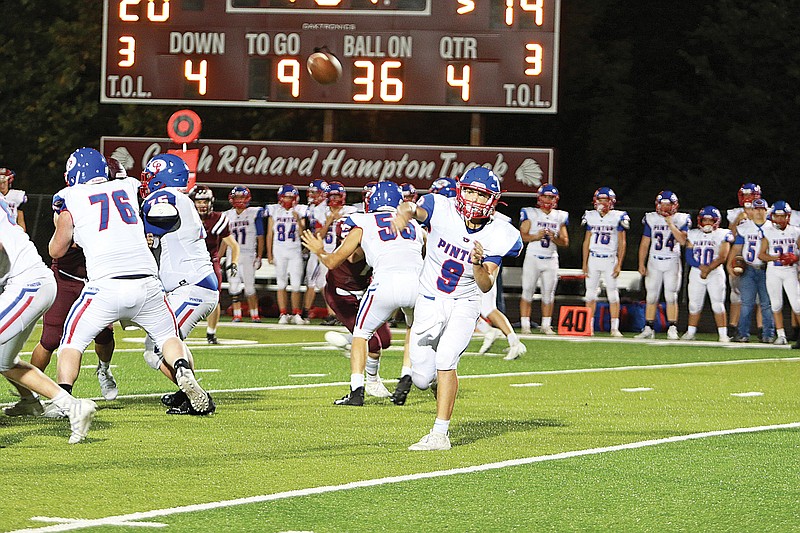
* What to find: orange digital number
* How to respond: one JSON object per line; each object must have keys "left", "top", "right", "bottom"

{"left": 525, "top": 43, "right": 543, "bottom": 76}
{"left": 277, "top": 59, "right": 300, "bottom": 98}
{"left": 118, "top": 36, "right": 135, "bottom": 67}
{"left": 118, "top": 0, "right": 170, "bottom": 22}
{"left": 353, "top": 60, "right": 403, "bottom": 103}
{"left": 505, "top": 0, "right": 544, "bottom": 27}
{"left": 446, "top": 64, "right": 471, "bottom": 101}
{"left": 184, "top": 59, "right": 207, "bottom": 95}
{"left": 456, "top": 0, "right": 475, "bottom": 14}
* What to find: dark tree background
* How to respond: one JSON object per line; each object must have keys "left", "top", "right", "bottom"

{"left": 2, "top": 1, "right": 799, "bottom": 264}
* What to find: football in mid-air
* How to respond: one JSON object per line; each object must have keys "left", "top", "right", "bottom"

{"left": 307, "top": 51, "right": 342, "bottom": 85}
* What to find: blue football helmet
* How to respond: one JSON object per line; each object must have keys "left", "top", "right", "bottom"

{"left": 367, "top": 181, "right": 403, "bottom": 212}
{"left": 141, "top": 153, "right": 189, "bottom": 197}
{"left": 64, "top": 148, "right": 109, "bottom": 187}
{"left": 697, "top": 205, "right": 721, "bottom": 233}
{"left": 429, "top": 177, "right": 458, "bottom": 198}
{"left": 593, "top": 187, "right": 617, "bottom": 214}
{"left": 307, "top": 179, "right": 329, "bottom": 205}
{"left": 327, "top": 181, "right": 346, "bottom": 208}
{"left": 770, "top": 200, "right": 792, "bottom": 229}
{"left": 655, "top": 190, "right": 679, "bottom": 216}
{"left": 738, "top": 182, "right": 762, "bottom": 207}
{"left": 537, "top": 184, "right": 560, "bottom": 210}
{"left": 362, "top": 181, "right": 378, "bottom": 212}
{"left": 229, "top": 185, "right": 252, "bottom": 209}
{"left": 456, "top": 167, "right": 501, "bottom": 220}
{"left": 278, "top": 183, "right": 299, "bottom": 209}
{"left": 400, "top": 182, "right": 418, "bottom": 202}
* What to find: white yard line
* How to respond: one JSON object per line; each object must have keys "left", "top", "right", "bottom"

{"left": 13, "top": 421, "right": 800, "bottom": 533}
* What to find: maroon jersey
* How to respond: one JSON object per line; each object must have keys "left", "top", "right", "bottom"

{"left": 51, "top": 246, "right": 88, "bottom": 280}
{"left": 202, "top": 211, "right": 230, "bottom": 259}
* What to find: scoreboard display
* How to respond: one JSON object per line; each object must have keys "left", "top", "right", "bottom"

{"left": 101, "top": 0, "right": 560, "bottom": 113}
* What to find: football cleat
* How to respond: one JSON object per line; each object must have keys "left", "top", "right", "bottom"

{"left": 333, "top": 387, "right": 364, "bottom": 406}
{"left": 667, "top": 325, "right": 679, "bottom": 340}
{"left": 42, "top": 402, "right": 69, "bottom": 419}
{"left": 175, "top": 366, "right": 211, "bottom": 413}
{"left": 161, "top": 389, "right": 188, "bottom": 408}
{"left": 365, "top": 379, "right": 391, "bottom": 398}
{"left": 290, "top": 314, "right": 307, "bottom": 325}
{"left": 278, "top": 314, "right": 291, "bottom": 325}
{"left": 3, "top": 396, "right": 44, "bottom": 417}
{"left": 206, "top": 332, "right": 219, "bottom": 344}
{"left": 390, "top": 375, "right": 413, "bottom": 406}
{"left": 320, "top": 315, "right": 338, "bottom": 326}
{"left": 504, "top": 343, "right": 527, "bottom": 361}
{"left": 610, "top": 329, "right": 624, "bottom": 338}
{"left": 167, "top": 394, "right": 216, "bottom": 415}
{"left": 408, "top": 431, "right": 451, "bottom": 451}
{"left": 539, "top": 325, "right": 556, "bottom": 335}
{"left": 520, "top": 325, "right": 532, "bottom": 335}
{"left": 478, "top": 328, "right": 500, "bottom": 355}
{"left": 681, "top": 331, "right": 696, "bottom": 341}
{"left": 635, "top": 326, "right": 654, "bottom": 339}
{"left": 96, "top": 364, "right": 118, "bottom": 401}
{"left": 231, "top": 317, "right": 242, "bottom": 323}
{"left": 67, "top": 399, "right": 97, "bottom": 444}
{"left": 774, "top": 336, "right": 788, "bottom": 346}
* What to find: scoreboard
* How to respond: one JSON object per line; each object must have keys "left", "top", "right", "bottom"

{"left": 101, "top": 0, "right": 560, "bottom": 113}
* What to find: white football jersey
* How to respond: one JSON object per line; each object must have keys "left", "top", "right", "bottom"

{"left": 61, "top": 177, "right": 157, "bottom": 281}
{"left": 342, "top": 211, "right": 424, "bottom": 275}
{"left": 642, "top": 211, "right": 691, "bottom": 258}
{"left": 142, "top": 187, "right": 214, "bottom": 292}
{"left": 266, "top": 203, "right": 306, "bottom": 255}
{"left": 519, "top": 206, "right": 569, "bottom": 258}
{"left": 734, "top": 219, "right": 773, "bottom": 266}
{"left": 0, "top": 193, "right": 47, "bottom": 286}
{"left": 313, "top": 203, "right": 357, "bottom": 252}
{"left": 224, "top": 206, "right": 264, "bottom": 256}
{"left": 1, "top": 189, "right": 26, "bottom": 224}
{"left": 581, "top": 209, "right": 630, "bottom": 255}
{"left": 417, "top": 194, "right": 522, "bottom": 299}
{"left": 760, "top": 224, "right": 800, "bottom": 268}
{"left": 686, "top": 228, "right": 733, "bottom": 267}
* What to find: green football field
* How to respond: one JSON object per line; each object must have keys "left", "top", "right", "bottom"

{"left": 2, "top": 322, "right": 799, "bottom": 532}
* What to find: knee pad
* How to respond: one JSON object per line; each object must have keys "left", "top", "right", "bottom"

{"left": 711, "top": 301, "right": 726, "bottom": 314}
{"left": 665, "top": 291, "right": 678, "bottom": 305}
{"left": 0, "top": 355, "right": 20, "bottom": 372}
{"left": 411, "top": 369, "right": 434, "bottom": 391}
{"left": 688, "top": 302, "right": 702, "bottom": 315}
{"left": 607, "top": 289, "right": 620, "bottom": 304}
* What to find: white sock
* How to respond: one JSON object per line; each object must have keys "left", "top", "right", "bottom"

{"left": 433, "top": 417, "right": 450, "bottom": 435}
{"left": 777, "top": 328, "right": 786, "bottom": 338}
{"left": 365, "top": 356, "right": 380, "bottom": 380}
{"left": 718, "top": 327, "right": 727, "bottom": 337}
{"left": 611, "top": 318, "right": 620, "bottom": 331}
{"left": 521, "top": 317, "right": 531, "bottom": 329}
{"left": 52, "top": 390, "right": 75, "bottom": 409}
{"left": 206, "top": 327, "right": 216, "bottom": 334}
{"left": 350, "top": 373, "right": 364, "bottom": 390}
{"left": 507, "top": 332, "right": 519, "bottom": 347}
{"left": 401, "top": 366, "right": 412, "bottom": 378}
{"left": 541, "top": 316, "right": 552, "bottom": 328}
{"left": 687, "top": 326, "right": 697, "bottom": 336}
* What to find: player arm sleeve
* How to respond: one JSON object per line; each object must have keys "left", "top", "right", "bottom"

{"left": 684, "top": 246, "right": 701, "bottom": 268}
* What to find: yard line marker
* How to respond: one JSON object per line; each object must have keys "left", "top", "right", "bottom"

{"left": 731, "top": 392, "right": 764, "bottom": 397}
{"left": 13, "top": 422, "right": 800, "bottom": 533}
{"left": 289, "top": 373, "right": 329, "bottom": 378}
{"left": 510, "top": 383, "right": 543, "bottom": 387}
{"left": 2, "top": 356, "right": 798, "bottom": 409}
{"left": 621, "top": 387, "right": 653, "bottom": 392}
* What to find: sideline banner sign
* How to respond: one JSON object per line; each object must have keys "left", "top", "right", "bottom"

{"left": 101, "top": 137, "right": 554, "bottom": 197}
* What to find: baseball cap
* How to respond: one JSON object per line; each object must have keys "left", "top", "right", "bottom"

{"left": 752, "top": 198, "right": 768, "bottom": 209}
